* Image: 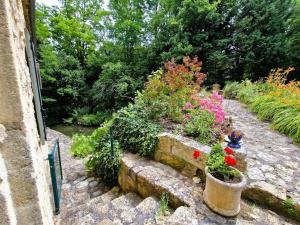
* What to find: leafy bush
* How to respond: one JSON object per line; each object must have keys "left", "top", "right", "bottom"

{"left": 236, "top": 80, "right": 259, "bottom": 104}
{"left": 112, "top": 104, "right": 162, "bottom": 157}
{"left": 184, "top": 110, "right": 216, "bottom": 145}
{"left": 77, "top": 112, "right": 110, "bottom": 126}
{"left": 70, "top": 134, "right": 93, "bottom": 158}
{"left": 224, "top": 68, "right": 300, "bottom": 143}
{"left": 70, "top": 120, "right": 122, "bottom": 186}
{"left": 85, "top": 141, "right": 121, "bottom": 186}
{"left": 223, "top": 82, "right": 240, "bottom": 99}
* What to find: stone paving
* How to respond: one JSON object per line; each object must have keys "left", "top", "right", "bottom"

{"left": 47, "top": 128, "right": 298, "bottom": 225}
{"left": 223, "top": 99, "right": 300, "bottom": 216}
{"left": 47, "top": 129, "right": 162, "bottom": 225}
{"left": 120, "top": 152, "right": 298, "bottom": 225}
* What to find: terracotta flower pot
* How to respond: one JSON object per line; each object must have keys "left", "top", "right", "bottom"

{"left": 203, "top": 166, "right": 246, "bottom": 217}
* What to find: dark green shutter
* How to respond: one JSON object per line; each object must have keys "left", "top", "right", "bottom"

{"left": 25, "top": 29, "right": 47, "bottom": 144}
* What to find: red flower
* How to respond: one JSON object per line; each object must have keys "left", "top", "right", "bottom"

{"left": 224, "top": 147, "right": 234, "bottom": 155}
{"left": 224, "top": 155, "right": 236, "bottom": 167}
{"left": 193, "top": 150, "right": 201, "bottom": 159}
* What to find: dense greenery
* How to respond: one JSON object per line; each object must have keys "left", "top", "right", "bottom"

{"left": 71, "top": 57, "right": 229, "bottom": 184}
{"left": 112, "top": 105, "right": 162, "bottom": 157}
{"left": 71, "top": 120, "right": 121, "bottom": 186}
{"left": 223, "top": 68, "right": 300, "bottom": 143}
{"left": 36, "top": 0, "right": 299, "bottom": 124}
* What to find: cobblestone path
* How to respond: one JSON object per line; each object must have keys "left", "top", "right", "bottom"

{"left": 223, "top": 99, "right": 300, "bottom": 208}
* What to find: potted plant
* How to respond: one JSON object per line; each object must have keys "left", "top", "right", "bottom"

{"left": 194, "top": 144, "right": 246, "bottom": 216}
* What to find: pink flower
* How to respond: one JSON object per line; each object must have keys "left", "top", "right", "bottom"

{"left": 184, "top": 113, "right": 192, "bottom": 120}
{"left": 183, "top": 102, "right": 194, "bottom": 110}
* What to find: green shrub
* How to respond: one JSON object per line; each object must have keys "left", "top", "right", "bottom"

{"left": 250, "top": 96, "right": 289, "bottom": 120}
{"left": 85, "top": 120, "right": 122, "bottom": 186}
{"left": 112, "top": 104, "right": 162, "bottom": 157}
{"left": 272, "top": 108, "right": 300, "bottom": 142}
{"left": 250, "top": 95, "right": 300, "bottom": 142}
{"left": 156, "top": 192, "right": 170, "bottom": 217}
{"left": 206, "top": 144, "right": 238, "bottom": 181}
{"left": 184, "top": 110, "right": 216, "bottom": 145}
{"left": 70, "top": 134, "right": 93, "bottom": 158}
{"left": 85, "top": 141, "right": 121, "bottom": 186}
{"left": 77, "top": 111, "right": 110, "bottom": 126}
{"left": 223, "top": 82, "right": 240, "bottom": 99}
{"left": 70, "top": 119, "right": 122, "bottom": 186}
{"left": 236, "top": 80, "right": 259, "bottom": 104}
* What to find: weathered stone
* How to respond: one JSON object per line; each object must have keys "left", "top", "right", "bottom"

{"left": 136, "top": 197, "right": 159, "bottom": 214}
{"left": 0, "top": 124, "right": 7, "bottom": 143}
{"left": 119, "top": 153, "right": 202, "bottom": 208}
{"left": 53, "top": 129, "right": 298, "bottom": 225}
{"left": 98, "top": 219, "right": 114, "bottom": 225}
{"left": 155, "top": 132, "right": 247, "bottom": 176}
{"left": 247, "top": 168, "right": 265, "bottom": 181}
{"left": 156, "top": 151, "right": 186, "bottom": 171}
{"left": 166, "top": 207, "right": 198, "bottom": 225}
{"left": 223, "top": 99, "right": 300, "bottom": 222}
{"left": 89, "top": 180, "right": 99, "bottom": 188}
{"left": 261, "top": 165, "right": 274, "bottom": 172}
{"left": 244, "top": 181, "right": 286, "bottom": 203}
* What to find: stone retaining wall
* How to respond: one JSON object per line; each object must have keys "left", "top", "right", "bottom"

{"left": 154, "top": 132, "right": 247, "bottom": 178}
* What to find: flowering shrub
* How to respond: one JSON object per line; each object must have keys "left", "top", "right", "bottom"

{"left": 140, "top": 57, "right": 207, "bottom": 122}
{"left": 205, "top": 144, "right": 238, "bottom": 181}
{"left": 182, "top": 91, "right": 226, "bottom": 144}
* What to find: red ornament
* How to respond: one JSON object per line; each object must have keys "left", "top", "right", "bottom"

{"left": 224, "top": 147, "right": 234, "bottom": 155}
{"left": 193, "top": 150, "right": 201, "bottom": 159}
{"left": 224, "top": 155, "right": 236, "bottom": 167}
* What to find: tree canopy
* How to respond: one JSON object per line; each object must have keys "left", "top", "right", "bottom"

{"left": 36, "top": 0, "right": 299, "bottom": 124}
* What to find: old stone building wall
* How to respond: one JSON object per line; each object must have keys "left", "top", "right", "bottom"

{"left": 0, "top": 0, "right": 54, "bottom": 224}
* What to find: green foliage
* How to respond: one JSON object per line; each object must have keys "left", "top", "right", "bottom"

{"left": 85, "top": 141, "right": 121, "bottom": 186}
{"left": 90, "top": 62, "right": 141, "bottom": 111}
{"left": 70, "top": 120, "right": 122, "bottom": 186}
{"left": 112, "top": 104, "right": 162, "bottom": 157}
{"left": 70, "top": 134, "right": 93, "bottom": 158}
{"left": 250, "top": 96, "right": 300, "bottom": 142}
{"left": 223, "top": 82, "right": 240, "bottom": 99}
{"left": 37, "top": 0, "right": 298, "bottom": 125}
{"left": 184, "top": 110, "right": 215, "bottom": 145}
{"left": 156, "top": 192, "right": 170, "bottom": 217}
{"left": 236, "top": 80, "right": 260, "bottom": 104}
{"left": 206, "top": 144, "right": 238, "bottom": 181}
{"left": 140, "top": 57, "right": 206, "bottom": 122}
{"left": 282, "top": 198, "right": 296, "bottom": 216}
{"left": 223, "top": 69, "right": 300, "bottom": 142}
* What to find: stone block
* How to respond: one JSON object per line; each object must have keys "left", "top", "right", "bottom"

{"left": 156, "top": 133, "right": 247, "bottom": 174}
{"left": 119, "top": 153, "right": 203, "bottom": 209}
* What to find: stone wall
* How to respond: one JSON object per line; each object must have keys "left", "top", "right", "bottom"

{"left": 154, "top": 133, "right": 247, "bottom": 178}
{"left": 0, "top": 0, "right": 54, "bottom": 224}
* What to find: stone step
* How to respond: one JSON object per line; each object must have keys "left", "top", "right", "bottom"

{"left": 134, "top": 196, "right": 160, "bottom": 224}
{"left": 98, "top": 196, "right": 161, "bottom": 225}
{"left": 93, "top": 192, "right": 143, "bottom": 224}
{"left": 88, "top": 186, "right": 121, "bottom": 206}
{"left": 119, "top": 153, "right": 203, "bottom": 209}
{"left": 119, "top": 153, "right": 298, "bottom": 225}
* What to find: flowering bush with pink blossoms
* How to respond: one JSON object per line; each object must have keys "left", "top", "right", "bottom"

{"left": 182, "top": 92, "right": 226, "bottom": 144}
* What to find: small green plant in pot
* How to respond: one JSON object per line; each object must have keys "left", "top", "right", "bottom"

{"left": 201, "top": 144, "right": 246, "bottom": 216}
